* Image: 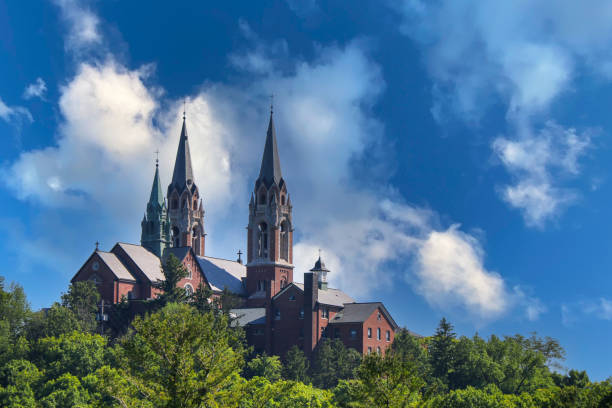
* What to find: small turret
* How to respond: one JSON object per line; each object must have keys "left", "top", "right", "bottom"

{"left": 141, "top": 159, "right": 171, "bottom": 257}
{"left": 310, "top": 253, "right": 330, "bottom": 290}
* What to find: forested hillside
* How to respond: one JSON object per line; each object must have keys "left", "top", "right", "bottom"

{"left": 1, "top": 258, "right": 610, "bottom": 407}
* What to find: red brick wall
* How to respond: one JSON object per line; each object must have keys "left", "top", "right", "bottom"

{"left": 72, "top": 253, "right": 134, "bottom": 304}
{"left": 362, "top": 307, "right": 395, "bottom": 355}
{"left": 271, "top": 285, "right": 305, "bottom": 356}
{"left": 176, "top": 250, "right": 207, "bottom": 294}
{"left": 328, "top": 323, "right": 363, "bottom": 352}
{"left": 116, "top": 281, "right": 138, "bottom": 301}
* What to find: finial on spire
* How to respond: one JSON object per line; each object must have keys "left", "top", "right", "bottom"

{"left": 155, "top": 149, "right": 159, "bottom": 167}
{"left": 269, "top": 93, "right": 274, "bottom": 115}
{"left": 95, "top": 241, "right": 99, "bottom": 251}
{"left": 183, "top": 99, "right": 186, "bottom": 120}
{"left": 318, "top": 248, "right": 322, "bottom": 259}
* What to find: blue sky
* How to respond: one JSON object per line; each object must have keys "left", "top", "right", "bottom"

{"left": 1, "top": 0, "right": 611, "bottom": 379}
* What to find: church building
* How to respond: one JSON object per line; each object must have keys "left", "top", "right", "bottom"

{"left": 72, "top": 107, "right": 398, "bottom": 356}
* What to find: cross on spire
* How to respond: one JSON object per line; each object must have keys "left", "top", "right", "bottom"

{"left": 95, "top": 241, "right": 99, "bottom": 251}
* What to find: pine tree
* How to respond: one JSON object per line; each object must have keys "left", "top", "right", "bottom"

{"left": 283, "top": 345, "right": 310, "bottom": 383}
{"left": 429, "top": 317, "right": 456, "bottom": 387}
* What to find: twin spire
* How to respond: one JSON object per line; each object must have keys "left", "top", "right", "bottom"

{"left": 168, "top": 115, "right": 195, "bottom": 194}
{"left": 257, "top": 108, "right": 284, "bottom": 188}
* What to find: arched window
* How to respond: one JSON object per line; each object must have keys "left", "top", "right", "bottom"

{"left": 171, "top": 199, "right": 178, "bottom": 209}
{"left": 258, "top": 222, "right": 268, "bottom": 258}
{"left": 281, "top": 195, "right": 286, "bottom": 205}
{"left": 184, "top": 284, "right": 193, "bottom": 296}
{"left": 280, "top": 221, "right": 289, "bottom": 261}
{"left": 259, "top": 193, "right": 266, "bottom": 205}
{"left": 172, "top": 226, "right": 180, "bottom": 247}
{"left": 192, "top": 226, "right": 199, "bottom": 249}
{"left": 193, "top": 199, "right": 197, "bottom": 209}
{"left": 182, "top": 198, "right": 187, "bottom": 209}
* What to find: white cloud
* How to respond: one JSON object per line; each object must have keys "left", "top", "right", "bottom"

{"left": 416, "top": 225, "right": 509, "bottom": 319}
{"left": 393, "top": 0, "right": 608, "bottom": 226}
{"left": 0, "top": 97, "right": 33, "bottom": 124}
{"left": 53, "top": 0, "right": 101, "bottom": 51}
{"left": 492, "top": 122, "right": 591, "bottom": 226}
{"left": 23, "top": 78, "right": 48, "bottom": 100}
{"left": 562, "top": 298, "right": 612, "bottom": 326}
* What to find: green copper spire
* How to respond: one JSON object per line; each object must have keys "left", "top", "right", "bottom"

{"left": 149, "top": 159, "right": 164, "bottom": 208}
{"left": 141, "top": 158, "right": 171, "bottom": 257}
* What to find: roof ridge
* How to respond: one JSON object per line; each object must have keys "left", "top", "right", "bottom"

{"left": 200, "top": 255, "right": 244, "bottom": 263}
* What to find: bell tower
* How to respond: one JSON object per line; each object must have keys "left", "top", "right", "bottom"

{"left": 141, "top": 158, "right": 171, "bottom": 257}
{"left": 246, "top": 107, "right": 293, "bottom": 306}
{"left": 167, "top": 112, "right": 205, "bottom": 255}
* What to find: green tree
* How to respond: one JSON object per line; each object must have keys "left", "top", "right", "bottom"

{"left": 153, "top": 254, "right": 189, "bottom": 307}
{"left": 349, "top": 352, "right": 424, "bottom": 408}
{"left": 191, "top": 283, "right": 214, "bottom": 314}
{"left": 39, "top": 373, "right": 91, "bottom": 408}
{"left": 392, "top": 329, "right": 431, "bottom": 381}
{"left": 311, "top": 339, "right": 361, "bottom": 389}
{"left": 0, "top": 276, "right": 31, "bottom": 364}
{"left": 119, "top": 303, "right": 244, "bottom": 407}
{"left": 34, "top": 331, "right": 108, "bottom": 380}
{"left": 283, "top": 345, "right": 310, "bottom": 383}
{"left": 239, "top": 377, "right": 334, "bottom": 408}
{"left": 246, "top": 353, "right": 282, "bottom": 382}
{"left": 0, "top": 359, "right": 41, "bottom": 408}
{"left": 61, "top": 281, "right": 100, "bottom": 333}
{"left": 429, "top": 318, "right": 456, "bottom": 388}
{"left": 27, "top": 303, "right": 80, "bottom": 341}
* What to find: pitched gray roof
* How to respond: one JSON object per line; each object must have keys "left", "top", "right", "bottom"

{"left": 229, "top": 308, "right": 266, "bottom": 327}
{"left": 281, "top": 282, "right": 354, "bottom": 308}
{"left": 330, "top": 302, "right": 399, "bottom": 330}
{"left": 168, "top": 117, "right": 195, "bottom": 194}
{"left": 96, "top": 251, "right": 136, "bottom": 281}
{"left": 196, "top": 256, "right": 246, "bottom": 295}
{"left": 257, "top": 111, "right": 283, "bottom": 188}
{"left": 318, "top": 287, "right": 355, "bottom": 307}
{"left": 116, "top": 243, "right": 164, "bottom": 282}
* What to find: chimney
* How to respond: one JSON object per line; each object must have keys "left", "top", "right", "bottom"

{"left": 303, "top": 271, "right": 319, "bottom": 355}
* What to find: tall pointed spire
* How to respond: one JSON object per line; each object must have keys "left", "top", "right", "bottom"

{"left": 257, "top": 109, "right": 283, "bottom": 188}
{"left": 169, "top": 115, "right": 195, "bottom": 192}
{"left": 149, "top": 157, "right": 164, "bottom": 208}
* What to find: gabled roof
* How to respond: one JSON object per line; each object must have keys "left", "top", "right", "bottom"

{"left": 229, "top": 308, "right": 266, "bottom": 327}
{"left": 329, "top": 302, "right": 399, "bottom": 330}
{"left": 273, "top": 282, "right": 354, "bottom": 308}
{"left": 256, "top": 111, "right": 283, "bottom": 189}
{"left": 168, "top": 117, "right": 195, "bottom": 195}
{"left": 114, "top": 243, "right": 164, "bottom": 282}
{"left": 196, "top": 256, "right": 246, "bottom": 295}
{"left": 96, "top": 251, "right": 136, "bottom": 281}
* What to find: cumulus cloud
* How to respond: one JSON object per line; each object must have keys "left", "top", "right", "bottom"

{"left": 0, "top": 97, "right": 33, "bottom": 124}
{"left": 53, "top": 0, "right": 101, "bottom": 51}
{"left": 562, "top": 298, "right": 612, "bottom": 326}
{"left": 4, "top": 18, "right": 539, "bottom": 322}
{"left": 23, "top": 78, "right": 47, "bottom": 100}
{"left": 492, "top": 122, "right": 591, "bottom": 226}
{"left": 393, "top": 0, "right": 607, "bottom": 225}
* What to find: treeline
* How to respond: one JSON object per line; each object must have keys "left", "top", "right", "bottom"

{"left": 1, "top": 258, "right": 611, "bottom": 407}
